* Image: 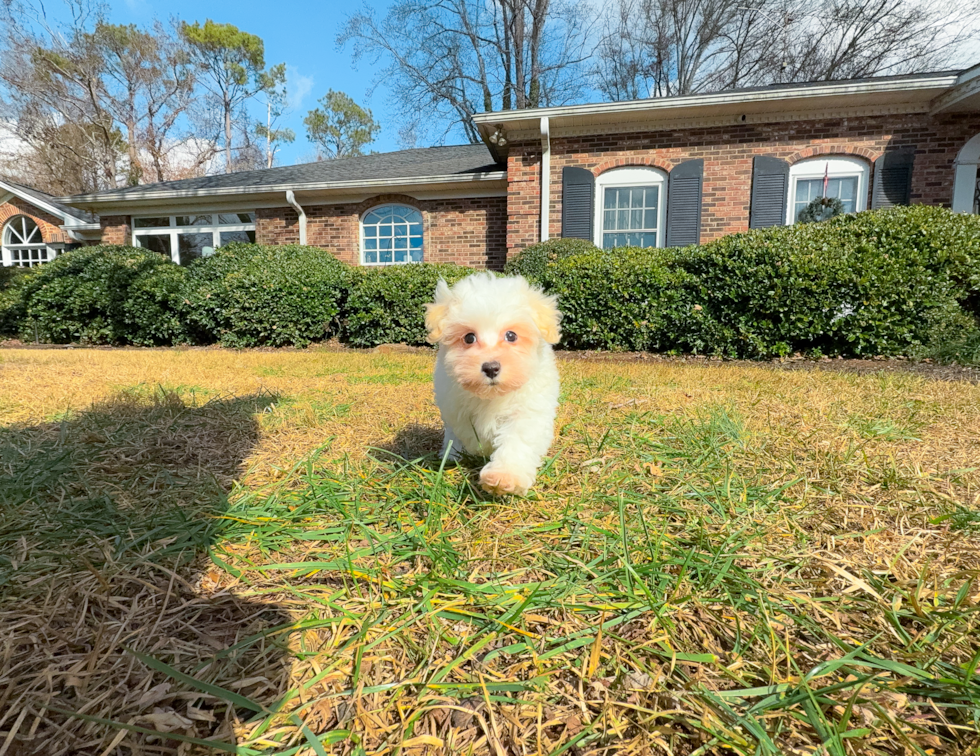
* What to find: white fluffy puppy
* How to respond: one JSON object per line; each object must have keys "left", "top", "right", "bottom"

{"left": 424, "top": 272, "right": 561, "bottom": 496}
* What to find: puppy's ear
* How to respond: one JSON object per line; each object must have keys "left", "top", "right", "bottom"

{"left": 424, "top": 278, "right": 453, "bottom": 344}
{"left": 527, "top": 284, "right": 562, "bottom": 344}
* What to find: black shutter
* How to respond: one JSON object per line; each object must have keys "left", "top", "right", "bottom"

{"left": 872, "top": 151, "right": 914, "bottom": 209}
{"left": 749, "top": 156, "right": 790, "bottom": 228}
{"left": 666, "top": 158, "right": 703, "bottom": 247}
{"left": 561, "top": 166, "right": 594, "bottom": 241}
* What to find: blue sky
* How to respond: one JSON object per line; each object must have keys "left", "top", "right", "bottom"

{"left": 78, "top": 0, "right": 405, "bottom": 164}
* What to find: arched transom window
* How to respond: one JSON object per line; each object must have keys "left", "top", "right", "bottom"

{"left": 361, "top": 204, "right": 423, "bottom": 265}
{"left": 952, "top": 133, "right": 980, "bottom": 214}
{"left": 2, "top": 215, "right": 51, "bottom": 267}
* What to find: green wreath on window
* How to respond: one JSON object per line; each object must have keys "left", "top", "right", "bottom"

{"left": 797, "top": 196, "right": 845, "bottom": 224}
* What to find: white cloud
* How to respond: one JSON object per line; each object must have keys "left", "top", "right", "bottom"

{"left": 286, "top": 65, "right": 315, "bottom": 110}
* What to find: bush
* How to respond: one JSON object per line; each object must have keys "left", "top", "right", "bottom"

{"left": 0, "top": 266, "right": 31, "bottom": 338}
{"left": 17, "top": 246, "right": 187, "bottom": 345}
{"left": 535, "top": 206, "right": 980, "bottom": 358}
{"left": 182, "top": 243, "right": 351, "bottom": 347}
{"left": 504, "top": 237, "right": 600, "bottom": 282}
{"left": 540, "top": 248, "right": 693, "bottom": 351}
{"left": 342, "top": 263, "right": 477, "bottom": 347}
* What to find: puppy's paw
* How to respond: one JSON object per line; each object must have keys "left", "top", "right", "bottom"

{"left": 479, "top": 464, "right": 534, "bottom": 497}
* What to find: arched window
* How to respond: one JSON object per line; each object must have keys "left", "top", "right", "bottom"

{"left": 787, "top": 157, "right": 869, "bottom": 224}
{"left": 2, "top": 215, "right": 51, "bottom": 267}
{"left": 593, "top": 167, "right": 668, "bottom": 249}
{"left": 361, "top": 204, "right": 423, "bottom": 265}
{"left": 952, "top": 133, "right": 980, "bottom": 214}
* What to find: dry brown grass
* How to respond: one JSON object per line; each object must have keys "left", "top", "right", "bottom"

{"left": 1, "top": 347, "right": 979, "bottom": 756}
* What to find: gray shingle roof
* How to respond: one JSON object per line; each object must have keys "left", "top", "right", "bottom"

{"left": 66, "top": 144, "right": 504, "bottom": 202}
{"left": 1, "top": 178, "right": 97, "bottom": 223}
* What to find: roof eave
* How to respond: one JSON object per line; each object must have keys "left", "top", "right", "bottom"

{"left": 62, "top": 171, "right": 508, "bottom": 207}
{"left": 471, "top": 74, "right": 963, "bottom": 139}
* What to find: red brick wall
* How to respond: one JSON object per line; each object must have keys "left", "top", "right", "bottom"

{"left": 0, "top": 198, "right": 70, "bottom": 244}
{"left": 507, "top": 112, "right": 980, "bottom": 254}
{"left": 99, "top": 215, "right": 131, "bottom": 245}
{"left": 256, "top": 194, "right": 508, "bottom": 269}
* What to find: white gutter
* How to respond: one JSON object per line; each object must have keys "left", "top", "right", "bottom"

{"left": 285, "top": 190, "right": 307, "bottom": 246}
{"left": 539, "top": 116, "right": 550, "bottom": 243}
{"left": 471, "top": 74, "right": 960, "bottom": 126}
{"left": 61, "top": 171, "right": 508, "bottom": 205}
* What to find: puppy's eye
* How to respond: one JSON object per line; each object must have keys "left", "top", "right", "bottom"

{"left": 463, "top": 333, "right": 476, "bottom": 344}
{"left": 504, "top": 331, "right": 518, "bottom": 343}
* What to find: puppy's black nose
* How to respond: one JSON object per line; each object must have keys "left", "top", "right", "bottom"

{"left": 481, "top": 361, "right": 501, "bottom": 380}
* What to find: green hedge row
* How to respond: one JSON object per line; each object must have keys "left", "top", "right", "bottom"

{"left": 510, "top": 205, "right": 980, "bottom": 357}
{"left": 3, "top": 205, "right": 978, "bottom": 358}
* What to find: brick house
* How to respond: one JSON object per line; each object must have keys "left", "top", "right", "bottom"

{"left": 0, "top": 180, "right": 101, "bottom": 267}
{"left": 7, "top": 66, "right": 979, "bottom": 270}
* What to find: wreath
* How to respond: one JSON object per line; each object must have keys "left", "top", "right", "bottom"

{"left": 797, "top": 196, "right": 845, "bottom": 224}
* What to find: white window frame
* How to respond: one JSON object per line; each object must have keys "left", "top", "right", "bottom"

{"left": 132, "top": 212, "right": 256, "bottom": 265}
{"left": 359, "top": 204, "right": 425, "bottom": 266}
{"left": 2, "top": 215, "right": 56, "bottom": 267}
{"left": 952, "top": 133, "right": 980, "bottom": 214}
{"left": 787, "top": 157, "right": 869, "bottom": 225}
{"left": 593, "top": 167, "right": 669, "bottom": 249}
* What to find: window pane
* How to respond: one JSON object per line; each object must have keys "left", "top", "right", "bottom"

{"left": 141, "top": 234, "right": 173, "bottom": 259}
{"left": 218, "top": 213, "right": 256, "bottom": 224}
{"left": 364, "top": 250, "right": 378, "bottom": 264}
{"left": 176, "top": 215, "right": 212, "bottom": 227}
{"left": 178, "top": 233, "right": 213, "bottom": 265}
{"left": 219, "top": 230, "right": 256, "bottom": 246}
{"left": 134, "top": 217, "right": 171, "bottom": 228}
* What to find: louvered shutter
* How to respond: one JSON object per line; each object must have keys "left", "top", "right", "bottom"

{"left": 665, "top": 159, "right": 703, "bottom": 247}
{"left": 749, "top": 156, "right": 790, "bottom": 228}
{"left": 872, "top": 151, "right": 914, "bottom": 209}
{"left": 561, "top": 167, "right": 594, "bottom": 241}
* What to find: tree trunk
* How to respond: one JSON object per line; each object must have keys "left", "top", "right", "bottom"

{"left": 224, "top": 100, "right": 233, "bottom": 174}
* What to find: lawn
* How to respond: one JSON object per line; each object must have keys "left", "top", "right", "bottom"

{"left": 1, "top": 347, "right": 978, "bottom": 756}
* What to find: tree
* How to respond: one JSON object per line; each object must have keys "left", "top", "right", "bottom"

{"left": 181, "top": 20, "right": 281, "bottom": 173}
{"left": 593, "top": 0, "right": 980, "bottom": 101}
{"left": 303, "top": 90, "right": 378, "bottom": 159}
{"left": 256, "top": 63, "right": 294, "bottom": 168}
{"left": 338, "top": 0, "right": 592, "bottom": 145}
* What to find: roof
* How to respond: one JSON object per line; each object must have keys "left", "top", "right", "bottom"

{"left": 472, "top": 67, "right": 980, "bottom": 151}
{"left": 0, "top": 178, "right": 97, "bottom": 224}
{"left": 65, "top": 145, "right": 505, "bottom": 205}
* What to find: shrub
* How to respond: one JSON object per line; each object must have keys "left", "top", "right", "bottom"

{"left": 504, "top": 237, "right": 601, "bottom": 282}
{"left": 18, "top": 246, "right": 187, "bottom": 345}
{"left": 342, "top": 263, "right": 477, "bottom": 347}
{"left": 0, "top": 266, "right": 31, "bottom": 338}
{"left": 533, "top": 206, "right": 980, "bottom": 358}
{"left": 182, "top": 243, "right": 351, "bottom": 347}
{"left": 540, "top": 248, "right": 693, "bottom": 351}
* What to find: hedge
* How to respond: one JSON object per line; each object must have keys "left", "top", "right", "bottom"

{"left": 504, "top": 237, "right": 600, "bottom": 282}
{"left": 4, "top": 206, "right": 979, "bottom": 359}
{"left": 15, "top": 246, "right": 187, "bottom": 345}
{"left": 182, "top": 243, "right": 351, "bottom": 347}
{"left": 342, "top": 263, "right": 477, "bottom": 347}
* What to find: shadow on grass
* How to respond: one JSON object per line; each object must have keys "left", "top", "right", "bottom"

{"left": 0, "top": 389, "right": 291, "bottom": 755}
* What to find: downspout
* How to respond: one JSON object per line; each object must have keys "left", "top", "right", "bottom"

{"left": 539, "top": 116, "right": 550, "bottom": 242}
{"left": 285, "top": 190, "right": 307, "bottom": 245}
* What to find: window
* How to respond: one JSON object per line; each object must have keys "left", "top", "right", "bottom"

{"left": 2, "top": 215, "right": 53, "bottom": 267}
{"left": 594, "top": 167, "right": 668, "bottom": 249}
{"left": 952, "top": 133, "right": 980, "bottom": 214}
{"left": 361, "top": 205, "right": 423, "bottom": 265}
{"left": 132, "top": 213, "right": 256, "bottom": 265}
{"left": 787, "top": 157, "right": 869, "bottom": 224}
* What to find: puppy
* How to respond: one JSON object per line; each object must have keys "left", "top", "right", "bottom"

{"left": 424, "top": 273, "right": 562, "bottom": 496}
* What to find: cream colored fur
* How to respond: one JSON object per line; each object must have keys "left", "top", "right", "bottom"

{"left": 425, "top": 273, "right": 561, "bottom": 496}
